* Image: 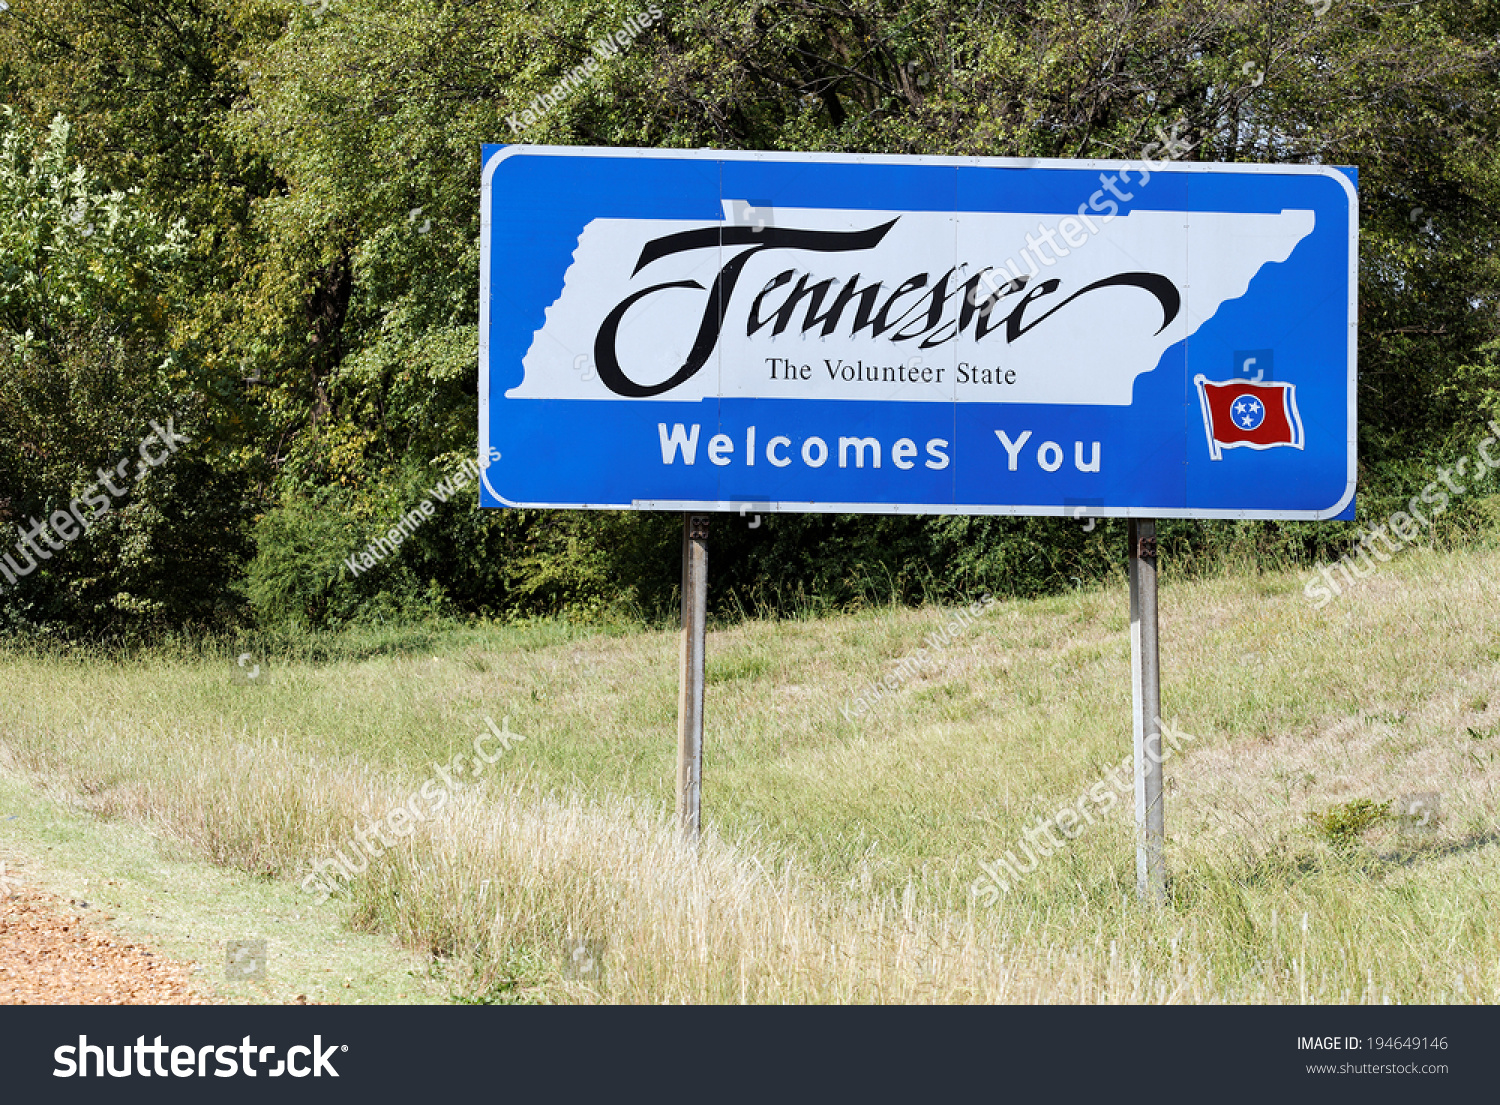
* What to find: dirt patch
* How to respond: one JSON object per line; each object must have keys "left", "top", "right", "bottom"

{"left": 0, "top": 881, "right": 219, "bottom": 1005}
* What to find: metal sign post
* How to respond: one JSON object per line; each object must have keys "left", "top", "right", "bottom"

{"left": 677, "top": 513, "right": 709, "bottom": 843}
{"left": 1128, "top": 519, "right": 1165, "bottom": 904}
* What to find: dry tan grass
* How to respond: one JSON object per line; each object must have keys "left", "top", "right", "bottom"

{"left": 1, "top": 545, "right": 1498, "bottom": 1002}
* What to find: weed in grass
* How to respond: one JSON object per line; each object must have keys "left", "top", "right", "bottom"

{"left": 707, "top": 652, "right": 775, "bottom": 684}
{"left": 1306, "top": 799, "right": 1391, "bottom": 850}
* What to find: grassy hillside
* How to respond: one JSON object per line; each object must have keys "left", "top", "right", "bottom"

{"left": 1, "top": 544, "right": 1497, "bottom": 1002}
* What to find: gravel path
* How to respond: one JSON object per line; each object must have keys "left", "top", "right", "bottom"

{"left": 0, "top": 882, "right": 218, "bottom": 1005}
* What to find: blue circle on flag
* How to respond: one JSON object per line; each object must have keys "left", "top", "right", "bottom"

{"left": 1231, "top": 394, "right": 1265, "bottom": 431}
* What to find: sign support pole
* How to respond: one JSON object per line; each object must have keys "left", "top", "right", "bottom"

{"left": 677, "top": 513, "right": 710, "bottom": 844}
{"left": 1128, "top": 518, "right": 1166, "bottom": 904}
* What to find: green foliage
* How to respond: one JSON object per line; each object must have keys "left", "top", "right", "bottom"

{"left": 0, "top": 111, "right": 186, "bottom": 339}
{"left": 241, "top": 485, "right": 359, "bottom": 628}
{"left": 1307, "top": 798, "right": 1391, "bottom": 850}
{"left": 5, "top": 0, "right": 1500, "bottom": 631}
{"left": 0, "top": 108, "right": 250, "bottom": 632}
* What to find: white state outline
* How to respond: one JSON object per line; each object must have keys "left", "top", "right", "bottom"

{"left": 1194, "top": 374, "right": 1306, "bottom": 461}
{"left": 479, "top": 145, "right": 1358, "bottom": 521}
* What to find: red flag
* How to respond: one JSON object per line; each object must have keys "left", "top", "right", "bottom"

{"left": 1194, "top": 375, "right": 1304, "bottom": 461}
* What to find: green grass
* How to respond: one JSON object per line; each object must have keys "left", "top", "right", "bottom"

{"left": 1, "top": 544, "right": 1498, "bottom": 1002}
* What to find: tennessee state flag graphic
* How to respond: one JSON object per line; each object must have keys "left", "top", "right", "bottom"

{"left": 1193, "top": 375, "right": 1305, "bottom": 460}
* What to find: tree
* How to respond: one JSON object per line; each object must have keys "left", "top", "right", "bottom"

{"left": 5, "top": 0, "right": 1500, "bottom": 628}
{"left": 0, "top": 109, "right": 247, "bottom": 628}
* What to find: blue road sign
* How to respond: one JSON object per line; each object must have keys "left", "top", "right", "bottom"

{"left": 479, "top": 146, "right": 1356, "bottom": 519}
